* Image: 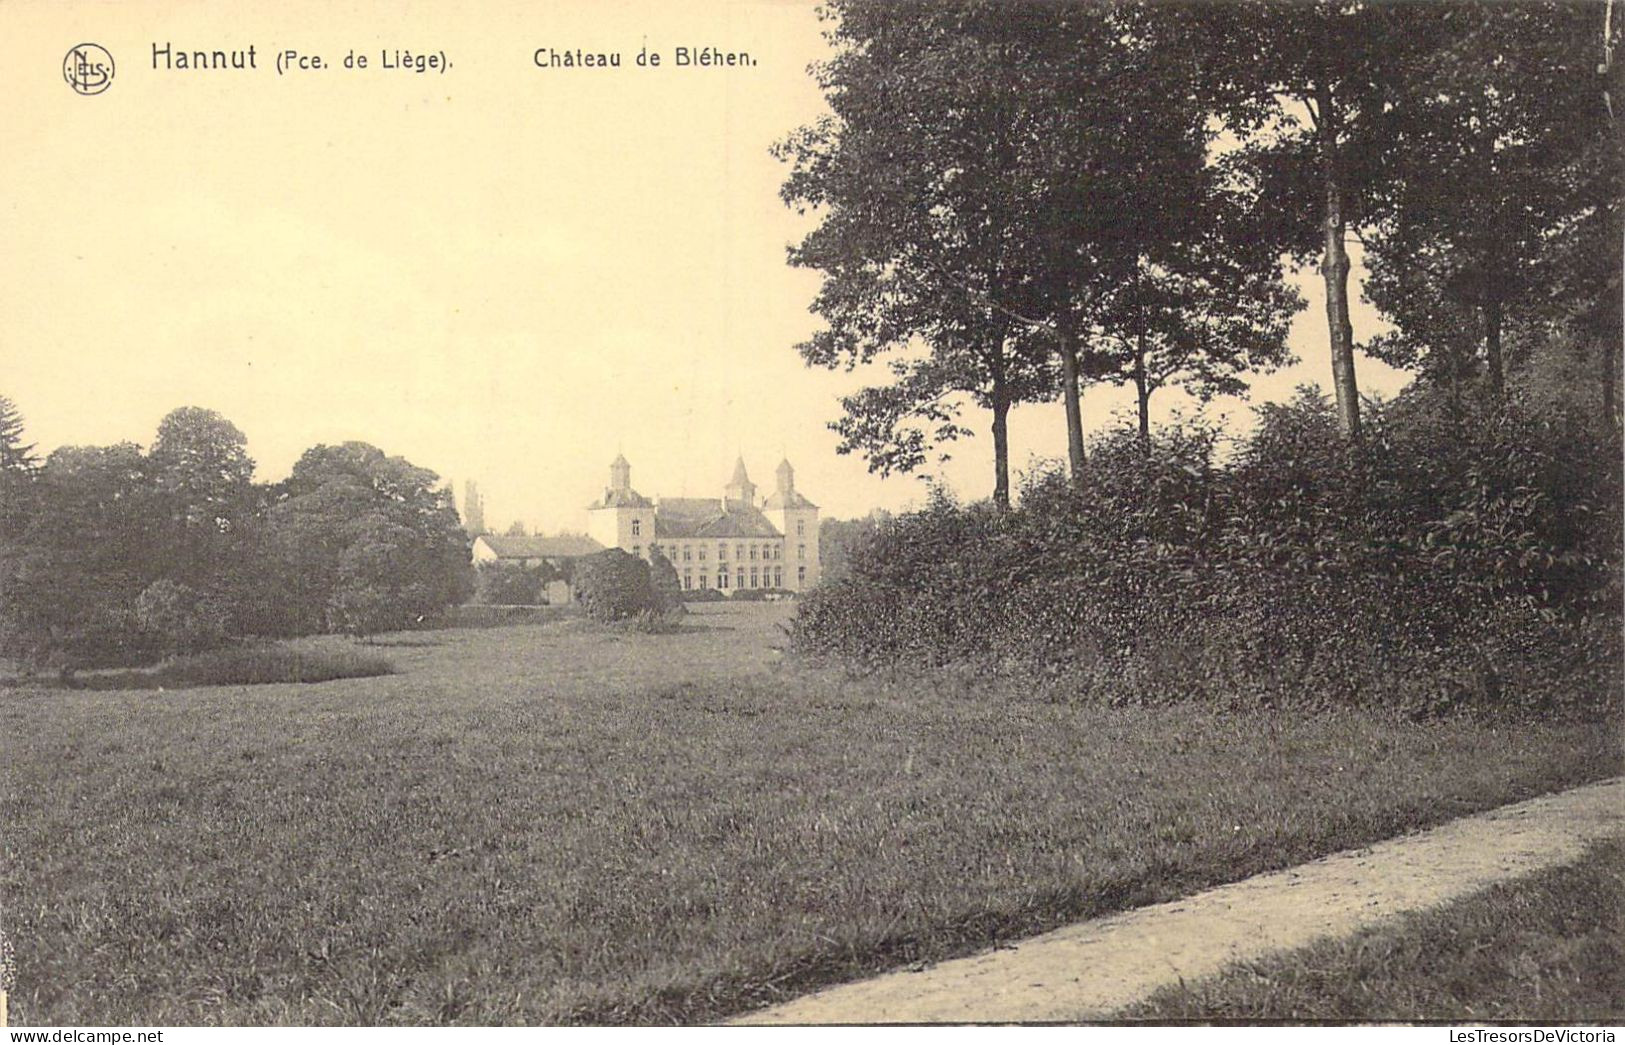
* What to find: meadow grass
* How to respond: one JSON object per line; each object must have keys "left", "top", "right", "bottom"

{"left": 0, "top": 604, "right": 1617, "bottom": 1025}
{"left": 1126, "top": 840, "right": 1624, "bottom": 1022}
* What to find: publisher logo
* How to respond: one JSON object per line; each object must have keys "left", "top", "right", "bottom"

{"left": 63, "top": 43, "right": 114, "bottom": 95}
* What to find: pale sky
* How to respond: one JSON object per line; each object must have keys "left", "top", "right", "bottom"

{"left": 1, "top": 0, "right": 1410, "bottom": 533}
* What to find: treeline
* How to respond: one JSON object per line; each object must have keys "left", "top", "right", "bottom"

{"left": 0, "top": 401, "right": 471, "bottom": 673}
{"left": 793, "top": 387, "right": 1622, "bottom": 718}
{"left": 780, "top": 2, "right": 1622, "bottom": 715}
{"left": 780, "top": 1, "right": 1621, "bottom": 501}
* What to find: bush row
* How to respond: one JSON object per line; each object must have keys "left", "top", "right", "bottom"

{"left": 790, "top": 389, "right": 1622, "bottom": 719}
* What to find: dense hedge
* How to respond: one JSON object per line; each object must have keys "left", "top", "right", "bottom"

{"left": 790, "top": 389, "right": 1622, "bottom": 719}
{"left": 572, "top": 550, "right": 655, "bottom": 622}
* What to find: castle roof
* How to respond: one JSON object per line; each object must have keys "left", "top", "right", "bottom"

{"left": 652, "top": 497, "right": 783, "bottom": 538}
{"left": 762, "top": 489, "right": 818, "bottom": 510}
{"left": 476, "top": 534, "right": 605, "bottom": 559}
{"left": 728, "top": 457, "right": 752, "bottom": 486}
{"left": 589, "top": 488, "right": 653, "bottom": 509}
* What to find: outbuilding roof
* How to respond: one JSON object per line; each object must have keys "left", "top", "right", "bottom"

{"left": 475, "top": 534, "right": 605, "bottom": 559}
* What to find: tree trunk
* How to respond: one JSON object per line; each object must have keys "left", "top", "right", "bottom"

{"left": 991, "top": 393, "right": 1011, "bottom": 510}
{"left": 1134, "top": 332, "right": 1152, "bottom": 448}
{"left": 1603, "top": 334, "right": 1620, "bottom": 430}
{"left": 1483, "top": 295, "right": 1505, "bottom": 400}
{"left": 1317, "top": 82, "right": 1362, "bottom": 441}
{"left": 1056, "top": 315, "right": 1087, "bottom": 481}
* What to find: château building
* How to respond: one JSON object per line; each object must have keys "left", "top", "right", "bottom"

{"left": 586, "top": 455, "right": 821, "bottom": 593}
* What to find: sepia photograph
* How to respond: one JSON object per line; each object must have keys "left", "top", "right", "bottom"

{"left": 0, "top": 0, "right": 1621, "bottom": 1032}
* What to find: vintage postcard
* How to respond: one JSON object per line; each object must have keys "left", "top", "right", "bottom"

{"left": 1, "top": 0, "right": 1620, "bottom": 1033}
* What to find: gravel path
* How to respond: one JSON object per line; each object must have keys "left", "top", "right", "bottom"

{"left": 735, "top": 777, "right": 1625, "bottom": 1024}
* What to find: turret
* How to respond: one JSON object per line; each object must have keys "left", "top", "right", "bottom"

{"left": 609, "top": 453, "right": 631, "bottom": 497}
{"left": 587, "top": 453, "right": 654, "bottom": 552}
{"left": 761, "top": 458, "right": 820, "bottom": 591}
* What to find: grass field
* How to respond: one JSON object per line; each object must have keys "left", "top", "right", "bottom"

{"left": 1, "top": 603, "right": 1618, "bottom": 1025}
{"left": 1127, "top": 840, "right": 1624, "bottom": 1022}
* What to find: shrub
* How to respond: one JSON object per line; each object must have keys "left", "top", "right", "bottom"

{"left": 472, "top": 561, "right": 553, "bottom": 606}
{"left": 681, "top": 587, "right": 727, "bottom": 602}
{"left": 134, "top": 579, "right": 230, "bottom": 656}
{"left": 648, "top": 548, "right": 687, "bottom": 615}
{"left": 573, "top": 549, "right": 655, "bottom": 623}
{"left": 790, "top": 391, "right": 1622, "bottom": 720}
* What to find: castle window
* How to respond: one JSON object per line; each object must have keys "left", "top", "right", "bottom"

{"left": 736, "top": 544, "right": 744, "bottom": 559}
{"left": 749, "top": 545, "right": 758, "bottom": 561}
{"left": 700, "top": 574, "right": 709, "bottom": 588}
{"left": 699, "top": 547, "right": 707, "bottom": 561}
{"left": 750, "top": 567, "right": 759, "bottom": 587}
{"left": 632, "top": 519, "right": 641, "bottom": 537}
{"left": 719, "top": 543, "right": 727, "bottom": 560}
{"left": 736, "top": 568, "right": 745, "bottom": 589}
{"left": 798, "top": 566, "right": 806, "bottom": 585}
{"left": 633, "top": 545, "right": 641, "bottom": 557}
{"left": 774, "top": 567, "right": 782, "bottom": 587}
{"left": 798, "top": 544, "right": 805, "bottom": 560}
{"left": 718, "top": 571, "right": 728, "bottom": 589}
{"left": 683, "top": 570, "right": 692, "bottom": 589}
{"left": 683, "top": 546, "right": 691, "bottom": 562}
{"left": 797, "top": 519, "right": 805, "bottom": 536}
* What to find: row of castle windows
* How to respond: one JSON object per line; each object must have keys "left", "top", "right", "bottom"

{"left": 632, "top": 543, "right": 807, "bottom": 562}
{"left": 630, "top": 518, "right": 808, "bottom": 539}
{"left": 678, "top": 566, "right": 807, "bottom": 590}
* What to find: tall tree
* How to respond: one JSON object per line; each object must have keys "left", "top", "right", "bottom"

{"left": 1361, "top": 2, "right": 1615, "bottom": 403}
{"left": 0, "top": 396, "right": 39, "bottom": 542}
{"left": 264, "top": 443, "right": 472, "bottom": 634}
{"left": 1206, "top": 1, "right": 1449, "bottom": 440}
{"left": 1077, "top": 153, "right": 1302, "bottom": 443}
{"left": 777, "top": 0, "right": 1061, "bottom": 508}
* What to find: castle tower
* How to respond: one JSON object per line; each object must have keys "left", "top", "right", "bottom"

{"left": 724, "top": 456, "right": 756, "bottom": 509}
{"left": 762, "top": 458, "right": 820, "bottom": 591}
{"left": 587, "top": 454, "right": 654, "bottom": 553}
{"left": 462, "top": 480, "right": 486, "bottom": 535}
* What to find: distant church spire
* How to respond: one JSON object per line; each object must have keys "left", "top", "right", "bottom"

{"left": 461, "top": 480, "right": 486, "bottom": 535}
{"left": 725, "top": 457, "right": 756, "bottom": 508}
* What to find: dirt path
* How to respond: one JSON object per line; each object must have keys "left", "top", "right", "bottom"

{"left": 736, "top": 777, "right": 1625, "bottom": 1025}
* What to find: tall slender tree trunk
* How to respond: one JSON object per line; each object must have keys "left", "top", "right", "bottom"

{"left": 1056, "top": 315, "right": 1087, "bottom": 481}
{"left": 1483, "top": 295, "right": 1505, "bottom": 400}
{"left": 1134, "top": 330, "right": 1152, "bottom": 448}
{"left": 1603, "top": 334, "right": 1620, "bottom": 430}
{"left": 991, "top": 392, "right": 1011, "bottom": 510}
{"left": 1317, "top": 82, "right": 1362, "bottom": 442}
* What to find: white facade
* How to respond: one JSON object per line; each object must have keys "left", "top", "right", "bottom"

{"left": 586, "top": 456, "right": 821, "bottom": 593}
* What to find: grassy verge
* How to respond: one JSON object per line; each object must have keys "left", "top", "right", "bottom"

{"left": 1125, "top": 841, "right": 1624, "bottom": 1023}
{"left": 0, "top": 608, "right": 1618, "bottom": 1025}
{"left": 78, "top": 645, "right": 395, "bottom": 690}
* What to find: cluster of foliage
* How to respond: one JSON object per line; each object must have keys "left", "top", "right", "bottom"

{"left": 574, "top": 549, "right": 655, "bottom": 623}
{"left": 0, "top": 400, "right": 473, "bottom": 673}
{"left": 792, "top": 388, "right": 1621, "bottom": 719}
{"left": 471, "top": 560, "right": 560, "bottom": 606}
{"left": 780, "top": 1, "right": 1620, "bottom": 501}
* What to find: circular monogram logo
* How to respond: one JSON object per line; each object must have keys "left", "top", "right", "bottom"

{"left": 64, "top": 43, "right": 115, "bottom": 96}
